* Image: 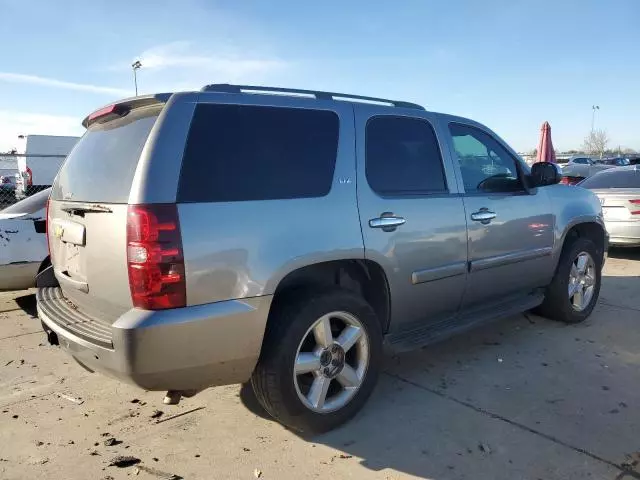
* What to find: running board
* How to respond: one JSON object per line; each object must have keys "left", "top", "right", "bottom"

{"left": 385, "top": 292, "right": 544, "bottom": 354}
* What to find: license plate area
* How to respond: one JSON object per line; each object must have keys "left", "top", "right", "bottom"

{"left": 603, "top": 207, "right": 629, "bottom": 221}
{"left": 52, "top": 218, "right": 88, "bottom": 281}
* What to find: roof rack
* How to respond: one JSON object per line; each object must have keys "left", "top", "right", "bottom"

{"left": 201, "top": 84, "right": 424, "bottom": 110}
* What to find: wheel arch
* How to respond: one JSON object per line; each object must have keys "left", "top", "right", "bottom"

{"left": 267, "top": 259, "right": 391, "bottom": 334}
{"left": 557, "top": 219, "right": 607, "bottom": 267}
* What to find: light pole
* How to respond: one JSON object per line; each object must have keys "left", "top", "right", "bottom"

{"left": 591, "top": 105, "right": 600, "bottom": 133}
{"left": 132, "top": 60, "right": 142, "bottom": 96}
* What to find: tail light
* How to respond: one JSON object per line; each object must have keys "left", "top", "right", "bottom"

{"left": 630, "top": 199, "right": 640, "bottom": 215}
{"left": 45, "top": 198, "right": 51, "bottom": 256}
{"left": 126, "top": 204, "right": 186, "bottom": 310}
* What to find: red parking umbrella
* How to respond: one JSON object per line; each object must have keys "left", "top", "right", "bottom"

{"left": 536, "top": 121, "right": 556, "bottom": 163}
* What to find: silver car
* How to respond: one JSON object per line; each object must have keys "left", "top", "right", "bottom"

{"left": 558, "top": 156, "right": 615, "bottom": 179}
{"left": 580, "top": 165, "right": 640, "bottom": 246}
{"left": 38, "top": 85, "right": 607, "bottom": 433}
{"left": 0, "top": 188, "right": 50, "bottom": 290}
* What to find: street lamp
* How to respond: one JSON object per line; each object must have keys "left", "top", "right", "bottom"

{"left": 132, "top": 60, "right": 142, "bottom": 96}
{"left": 591, "top": 105, "right": 600, "bottom": 133}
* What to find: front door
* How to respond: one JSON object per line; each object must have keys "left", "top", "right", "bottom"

{"left": 356, "top": 108, "right": 468, "bottom": 331}
{"left": 445, "top": 122, "right": 555, "bottom": 309}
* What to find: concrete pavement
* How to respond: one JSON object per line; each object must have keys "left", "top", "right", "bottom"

{"left": 0, "top": 249, "right": 638, "bottom": 479}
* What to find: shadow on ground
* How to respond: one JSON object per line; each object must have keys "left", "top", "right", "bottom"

{"left": 608, "top": 247, "right": 640, "bottom": 261}
{"left": 240, "top": 270, "right": 640, "bottom": 479}
{"left": 14, "top": 293, "right": 37, "bottom": 317}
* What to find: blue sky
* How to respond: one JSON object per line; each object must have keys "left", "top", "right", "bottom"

{"left": 0, "top": 0, "right": 638, "bottom": 152}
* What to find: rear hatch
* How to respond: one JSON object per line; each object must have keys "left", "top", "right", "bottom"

{"left": 48, "top": 100, "right": 165, "bottom": 323}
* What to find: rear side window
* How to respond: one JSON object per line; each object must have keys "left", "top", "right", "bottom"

{"left": 580, "top": 170, "right": 640, "bottom": 189}
{"left": 178, "top": 104, "right": 339, "bottom": 202}
{"left": 365, "top": 116, "right": 447, "bottom": 196}
{"left": 52, "top": 107, "right": 161, "bottom": 203}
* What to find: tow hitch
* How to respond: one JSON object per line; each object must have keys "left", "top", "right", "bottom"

{"left": 41, "top": 321, "right": 59, "bottom": 346}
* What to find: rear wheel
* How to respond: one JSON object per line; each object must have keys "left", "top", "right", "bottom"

{"left": 536, "top": 237, "right": 602, "bottom": 323}
{"left": 251, "top": 288, "right": 382, "bottom": 433}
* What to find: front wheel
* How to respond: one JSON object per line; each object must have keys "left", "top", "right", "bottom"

{"left": 536, "top": 237, "right": 602, "bottom": 323}
{"left": 251, "top": 288, "right": 383, "bottom": 433}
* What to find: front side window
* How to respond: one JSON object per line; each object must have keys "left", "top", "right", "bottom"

{"left": 365, "top": 116, "right": 447, "bottom": 196}
{"left": 449, "top": 123, "right": 523, "bottom": 193}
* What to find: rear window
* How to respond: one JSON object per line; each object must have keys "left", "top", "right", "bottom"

{"left": 51, "top": 106, "right": 161, "bottom": 203}
{"left": 580, "top": 170, "right": 640, "bottom": 189}
{"left": 177, "top": 104, "right": 339, "bottom": 202}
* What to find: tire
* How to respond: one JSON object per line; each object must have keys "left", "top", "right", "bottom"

{"left": 251, "top": 288, "right": 383, "bottom": 434}
{"left": 535, "top": 237, "right": 602, "bottom": 323}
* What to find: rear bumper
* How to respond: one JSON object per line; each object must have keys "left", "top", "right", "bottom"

{"left": 38, "top": 288, "right": 272, "bottom": 391}
{"left": 605, "top": 221, "right": 640, "bottom": 246}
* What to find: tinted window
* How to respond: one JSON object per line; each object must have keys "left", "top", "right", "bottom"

{"left": 52, "top": 107, "right": 160, "bottom": 203}
{"left": 365, "top": 116, "right": 447, "bottom": 195}
{"left": 2, "top": 188, "right": 50, "bottom": 215}
{"left": 573, "top": 158, "right": 589, "bottom": 164}
{"left": 580, "top": 169, "right": 640, "bottom": 189}
{"left": 449, "top": 123, "right": 523, "bottom": 193}
{"left": 178, "top": 104, "right": 339, "bottom": 202}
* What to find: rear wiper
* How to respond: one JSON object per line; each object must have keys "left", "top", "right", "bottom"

{"left": 61, "top": 204, "right": 113, "bottom": 215}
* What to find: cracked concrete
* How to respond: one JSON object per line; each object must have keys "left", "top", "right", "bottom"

{"left": 0, "top": 249, "right": 638, "bottom": 479}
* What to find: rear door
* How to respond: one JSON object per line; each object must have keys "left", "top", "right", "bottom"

{"left": 49, "top": 102, "right": 166, "bottom": 321}
{"left": 355, "top": 107, "right": 468, "bottom": 331}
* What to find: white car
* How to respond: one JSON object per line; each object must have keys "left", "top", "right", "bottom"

{"left": 558, "top": 156, "right": 614, "bottom": 179}
{"left": 0, "top": 188, "right": 50, "bottom": 290}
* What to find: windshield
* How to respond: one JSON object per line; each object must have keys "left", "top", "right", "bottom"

{"left": 2, "top": 188, "right": 50, "bottom": 215}
{"left": 51, "top": 106, "right": 161, "bottom": 203}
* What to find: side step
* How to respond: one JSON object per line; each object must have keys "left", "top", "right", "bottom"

{"left": 385, "top": 292, "right": 544, "bottom": 354}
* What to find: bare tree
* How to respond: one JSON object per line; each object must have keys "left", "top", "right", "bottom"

{"left": 583, "top": 129, "right": 609, "bottom": 158}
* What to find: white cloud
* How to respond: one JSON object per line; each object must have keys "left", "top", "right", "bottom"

{"left": 122, "top": 41, "right": 287, "bottom": 90}
{"left": 0, "top": 111, "right": 83, "bottom": 152}
{"left": 0, "top": 72, "right": 129, "bottom": 96}
{"left": 138, "top": 41, "right": 285, "bottom": 73}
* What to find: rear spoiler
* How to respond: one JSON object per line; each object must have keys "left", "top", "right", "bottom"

{"left": 82, "top": 93, "right": 172, "bottom": 128}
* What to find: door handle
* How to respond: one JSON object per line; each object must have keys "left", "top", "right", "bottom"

{"left": 369, "top": 214, "right": 406, "bottom": 232}
{"left": 470, "top": 208, "right": 496, "bottom": 224}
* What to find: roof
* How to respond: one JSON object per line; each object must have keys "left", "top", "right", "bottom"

{"left": 200, "top": 84, "right": 425, "bottom": 110}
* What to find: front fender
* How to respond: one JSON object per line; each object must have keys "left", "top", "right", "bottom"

{"left": 545, "top": 184, "right": 606, "bottom": 264}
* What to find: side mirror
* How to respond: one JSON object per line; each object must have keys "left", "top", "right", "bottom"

{"left": 530, "top": 162, "right": 562, "bottom": 187}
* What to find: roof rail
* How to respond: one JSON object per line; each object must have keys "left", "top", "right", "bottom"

{"left": 201, "top": 84, "right": 424, "bottom": 110}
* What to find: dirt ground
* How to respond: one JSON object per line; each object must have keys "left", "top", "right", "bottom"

{"left": 1, "top": 250, "right": 639, "bottom": 480}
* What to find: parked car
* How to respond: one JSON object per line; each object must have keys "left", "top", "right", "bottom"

{"left": 579, "top": 165, "right": 640, "bottom": 246}
{"left": 0, "top": 174, "right": 17, "bottom": 192}
{"left": 558, "top": 156, "right": 614, "bottom": 181}
{"left": 38, "top": 85, "right": 607, "bottom": 433}
{"left": 0, "top": 188, "right": 50, "bottom": 290}
{"left": 599, "top": 157, "right": 631, "bottom": 167}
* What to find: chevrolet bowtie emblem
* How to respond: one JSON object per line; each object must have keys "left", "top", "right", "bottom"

{"left": 54, "top": 225, "right": 64, "bottom": 239}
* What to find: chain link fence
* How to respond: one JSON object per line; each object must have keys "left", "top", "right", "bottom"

{"left": 0, "top": 154, "right": 65, "bottom": 209}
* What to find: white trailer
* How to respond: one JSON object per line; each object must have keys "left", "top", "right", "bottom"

{"left": 18, "top": 135, "right": 79, "bottom": 186}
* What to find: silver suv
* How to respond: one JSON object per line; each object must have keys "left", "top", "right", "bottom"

{"left": 38, "top": 85, "right": 607, "bottom": 433}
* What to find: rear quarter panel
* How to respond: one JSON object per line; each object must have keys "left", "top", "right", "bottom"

{"left": 178, "top": 97, "right": 364, "bottom": 306}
